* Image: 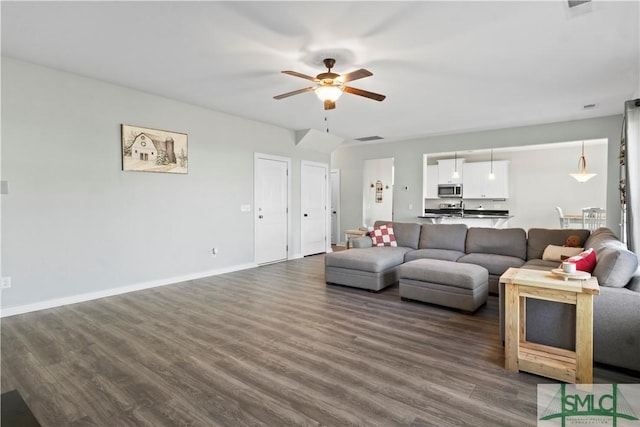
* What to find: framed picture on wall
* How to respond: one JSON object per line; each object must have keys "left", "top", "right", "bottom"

{"left": 121, "top": 124, "right": 188, "bottom": 174}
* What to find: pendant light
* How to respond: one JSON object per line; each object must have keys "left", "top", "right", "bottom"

{"left": 488, "top": 148, "right": 496, "bottom": 181}
{"left": 569, "top": 141, "right": 596, "bottom": 183}
{"left": 488, "top": 149, "right": 496, "bottom": 180}
{"left": 452, "top": 151, "right": 460, "bottom": 179}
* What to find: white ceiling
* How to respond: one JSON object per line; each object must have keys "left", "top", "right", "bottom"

{"left": 2, "top": 1, "right": 638, "bottom": 144}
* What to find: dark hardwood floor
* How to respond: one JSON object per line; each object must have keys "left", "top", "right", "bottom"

{"left": 1, "top": 254, "right": 638, "bottom": 426}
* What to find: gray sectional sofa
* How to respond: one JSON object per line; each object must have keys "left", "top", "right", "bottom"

{"left": 325, "top": 221, "right": 528, "bottom": 294}
{"left": 324, "top": 221, "right": 640, "bottom": 372}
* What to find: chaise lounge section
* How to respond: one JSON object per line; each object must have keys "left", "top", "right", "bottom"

{"left": 324, "top": 222, "right": 420, "bottom": 291}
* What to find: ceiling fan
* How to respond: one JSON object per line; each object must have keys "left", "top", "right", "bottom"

{"left": 273, "top": 58, "right": 386, "bottom": 110}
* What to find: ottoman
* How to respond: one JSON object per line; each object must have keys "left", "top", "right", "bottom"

{"left": 398, "top": 259, "right": 489, "bottom": 312}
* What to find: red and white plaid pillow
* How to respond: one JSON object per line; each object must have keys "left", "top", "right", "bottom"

{"left": 369, "top": 224, "right": 397, "bottom": 247}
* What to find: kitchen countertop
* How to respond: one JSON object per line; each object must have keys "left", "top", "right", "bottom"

{"left": 420, "top": 209, "right": 512, "bottom": 219}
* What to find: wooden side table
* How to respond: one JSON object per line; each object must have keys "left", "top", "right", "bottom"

{"left": 500, "top": 268, "right": 599, "bottom": 384}
{"left": 345, "top": 229, "right": 368, "bottom": 249}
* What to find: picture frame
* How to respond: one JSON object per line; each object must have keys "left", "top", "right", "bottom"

{"left": 121, "top": 124, "right": 188, "bottom": 174}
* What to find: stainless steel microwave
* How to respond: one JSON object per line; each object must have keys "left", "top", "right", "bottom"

{"left": 438, "top": 184, "right": 462, "bottom": 198}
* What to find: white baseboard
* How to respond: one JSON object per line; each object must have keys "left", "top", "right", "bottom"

{"left": 0, "top": 263, "right": 258, "bottom": 318}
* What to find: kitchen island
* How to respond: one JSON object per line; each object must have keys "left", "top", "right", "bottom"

{"left": 419, "top": 209, "right": 512, "bottom": 228}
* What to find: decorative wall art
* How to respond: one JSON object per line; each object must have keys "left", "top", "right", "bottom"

{"left": 375, "top": 180, "right": 384, "bottom": 203}
{"left": 121, "top": 124, "right": 188, "bottom": 174}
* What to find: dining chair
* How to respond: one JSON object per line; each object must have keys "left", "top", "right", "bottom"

{"left": 582, "top": 207, "right": 606, "bottom": 231}
{"left": 555, "top": 206, "right": 569, "bottom": 229}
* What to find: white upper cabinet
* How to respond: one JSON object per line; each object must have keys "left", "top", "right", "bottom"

{"left": 437, "top": 158, "right": 464, "bottom": 184}
{"left": 424, "top": 164, "right": 439, "bottom": 199}
{"left": 462, "top": 160, "right": 509, "bottom": 199}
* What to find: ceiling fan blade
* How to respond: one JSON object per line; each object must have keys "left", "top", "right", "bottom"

{"left": 273, "top": 87, "right": 314, "bottom": 100}
{"left": 282, "top": 70, "right": 318, "bottom": 82}
{"left": 343, "top": 86, "right": 386, "bottom": 102}
{"left": 336, "top": 68, "right": 373, "bottom": 83}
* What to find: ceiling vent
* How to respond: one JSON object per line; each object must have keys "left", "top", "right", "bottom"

{"left": 568, "top": 0, "right": 591, "bottom": 8}
{"left": 355, "top": 135, "right": 384, "bottom": 142}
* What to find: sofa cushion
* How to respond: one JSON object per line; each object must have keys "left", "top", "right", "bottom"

{"left": 324, "top": 246, "right": 412, "bottom": 273}
{"left": 404, "top": 248, "right": 465, "bottom": 263}
{"left": 527, "top": 228, "right": 591, "bottom": 260}
{"left": 374, "top": 221, "right": 421, "bottom": 249}
{"left": 584, "top": 228, "right": 627, "bottom": 255}
{"left": 627, "top": 272, "right": 640, "bottom": 292}
{"left": 457, "top": 253, "right": 525, "bottom": 276}
{"left": 465, "top": 227, "right": 527, "bottom": 260}
{"left": 541, "top": 245, "right": 584, "bottom": 262}
{"left": 592, "top": 247, "right": 639, "bottom": 288}
{"left": 369, "top": 223, "right": 397, "bottom": 247}
{"left": 418, "top": 223, "right": 468, "bottom": 252}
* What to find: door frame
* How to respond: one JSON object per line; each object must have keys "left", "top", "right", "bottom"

{"left": 331, "top": 169, "right": 341, "bottom": 247}
{"left": 254, "top": 153, "right": 292, "bottom": 264}
{"left": 301, "top": 160, "right": 331, "bottom": 255}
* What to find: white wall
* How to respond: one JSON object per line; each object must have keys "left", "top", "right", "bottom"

{"left": 0, "top": 57, "right": 329, "bottom": 313}
{"left": 362, "top": 158, "right": 394, "bottom": 227}
{"left": 332, "top": 115, "right": 623, "bottom": 238}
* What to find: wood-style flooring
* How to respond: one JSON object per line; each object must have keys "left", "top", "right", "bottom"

{"left": 1, "top": 254, "right": 638, "bottom": 426}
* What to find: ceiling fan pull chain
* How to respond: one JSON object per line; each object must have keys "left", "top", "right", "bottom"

{"left": 325, "top": 116, "right": 329, "bottom": 133}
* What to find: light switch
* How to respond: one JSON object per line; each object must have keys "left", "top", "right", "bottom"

{"left": 240, "top": 204, "right": 251, "bottom": 212}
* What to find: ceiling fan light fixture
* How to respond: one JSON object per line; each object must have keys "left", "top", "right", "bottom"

{"left": 275, "top": 58, "right": 384, "bottom": 110}
{"left": 314, "top": 85, "right": 343, "bottom": 102}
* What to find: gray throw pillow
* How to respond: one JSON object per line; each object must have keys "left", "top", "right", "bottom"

{"left": 592, "top": 247, "right": 639, "bottom": 288}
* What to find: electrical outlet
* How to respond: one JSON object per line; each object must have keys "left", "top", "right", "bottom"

{"left": 408, "top": 203, "right": 413, "bottom": 210}
{"left": 1, "top": 277, "right": 11, "bottom": 289}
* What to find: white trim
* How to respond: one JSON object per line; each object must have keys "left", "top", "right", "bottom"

{"left": 0, "top": 263, "right": 257, "bottom": 318}
{"left": 331, "top": 169, "right": 341, "bottom": 245}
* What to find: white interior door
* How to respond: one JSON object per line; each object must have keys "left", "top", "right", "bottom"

{"left": 255, "top": 154, "right": 290, "bottom": 264}
{"left": 301, "top": 161, "right": 328, "bottom": 256}
{"left": 331, "top": 169, "right": 341, "bottom": 245}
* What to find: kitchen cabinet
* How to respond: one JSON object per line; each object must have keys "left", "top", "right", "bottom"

{"left": 462, "top": 160, "right": 509, "bottom": 199}
{"left": 423, "top": 164, "right": 439, "bottom": 199}
{"left": 437, "top": 158, "right": 464, "bottom": 184}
